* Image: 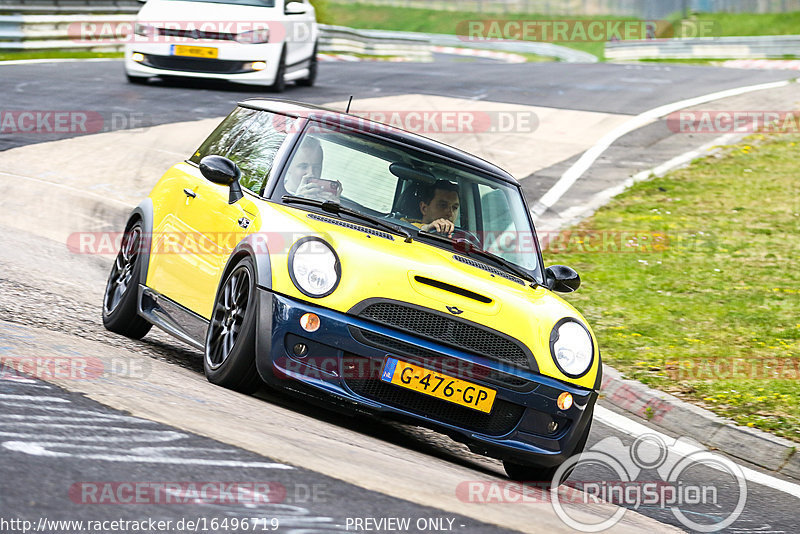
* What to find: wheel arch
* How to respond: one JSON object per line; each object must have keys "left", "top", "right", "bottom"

{"left": 220, "top": 233, "right": 273, "bottom": 291}
{"left": 126, "top": 198, "right": 154, "bottom": 285}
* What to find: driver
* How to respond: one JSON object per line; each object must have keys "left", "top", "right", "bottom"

{"left": 415, "top": 180, "right": 460, "bottom": 236}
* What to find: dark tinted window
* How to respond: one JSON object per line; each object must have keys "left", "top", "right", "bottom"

{"left": 189, "top": 107, "right": 258, "bottom": 165}
{"left": 191, "top": 108, "right": 295, "bottom": 194}
{"left": 227, "top": 112, "right": 294, "bottom": 193}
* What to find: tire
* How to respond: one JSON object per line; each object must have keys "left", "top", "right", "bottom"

{"left": 102, "top": 221, "right": 152, "bottom": 339}
{"left": 126, "top": 73, "right": 149, "bottom": 85}
{"left": 296, "top": 44, "right": 317, "bottom": 87}
{"left": 503, "top": 422, "right": 592, "bottom": 486}
{"left": 203, "top": 256, "right": 262, "bottom": 394}
{"left": 269, "top": 48, "right": 286, "bottom": 93}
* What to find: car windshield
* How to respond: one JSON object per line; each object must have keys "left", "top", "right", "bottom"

{"left": 162, "top": 0, "right": 276, "bottom": 7}
{"left": 274, "top": 122, "right": 542, "bottom": 278}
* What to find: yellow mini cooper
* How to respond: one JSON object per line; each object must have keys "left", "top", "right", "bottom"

{"left": 102, "top": 99, "right": 601, "bottom": 482}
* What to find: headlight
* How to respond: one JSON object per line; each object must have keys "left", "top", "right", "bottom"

{"left": 549, "top": 319, "right": 594, "bottom": 378}
{"left": 236, "top": 29, "right": 270, "bottom": 44}
{"left": 134, "top": 23, "right": 157, "bottom": 37}
{"left": 289, "top": 237, "right": 340, "bottom": 298}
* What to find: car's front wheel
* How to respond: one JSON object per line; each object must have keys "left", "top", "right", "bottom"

{"left": 102, "top": 221, "right": 152, "bottom": 338}
{"left": 204, "top": 256, "right": 262, "bottom": 393}
{"left": 503, "top": 422, "right": 591, "bottom": 486}
{"left": 296, "top": 44, "right": 318, "bottom": 87}
{"left": 269, "top": 48, "right": 286, "bottom": 93}
{"left": 126, "top": 73, "right": 149, "bottom": 85}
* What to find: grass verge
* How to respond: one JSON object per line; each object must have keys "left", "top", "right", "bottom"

{"left": 328, "top": 3, "right": 800, "bottom": 61}
{"left": 548, "top": 132, "right": 800, "bottom": 441}
{"left": 327, "top": 3, "right": 608, "bottom": 59}
{"left": 0, "top": 50, "right": 123, "bottom": 61}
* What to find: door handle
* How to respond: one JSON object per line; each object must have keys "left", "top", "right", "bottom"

{"left": 183, "top": 188, "right": 197, "bottom": 198}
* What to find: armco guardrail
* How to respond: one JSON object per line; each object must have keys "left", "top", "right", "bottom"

{"left": 606, "top": 35, "right": 800, "bottom": 60}
{"left": 0, "top": 14, "right": 597, "bottom": 62}
{"left": 0, "top": 0, "right": 141, "bottom": 14}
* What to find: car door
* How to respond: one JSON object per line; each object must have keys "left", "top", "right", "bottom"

{"left": 147, "top": 108, "right": 295, "bottom": 319}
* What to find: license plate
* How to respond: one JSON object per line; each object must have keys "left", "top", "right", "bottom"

{"left": 381, "top": 357, "right": 496, "bottom": 413}
{"left": 171, "top": 45, "right": 218, "bottom": 59}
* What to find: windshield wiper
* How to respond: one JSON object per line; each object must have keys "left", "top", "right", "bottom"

{"left": 282, "top": 195, "right": 413, "bottom": 242}
{"left": 418, "top": 230, "right": 538, "bottom": 286}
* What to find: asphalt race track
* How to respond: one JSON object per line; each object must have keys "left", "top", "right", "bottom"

{"left": 1, "top": 57, "right": 799, "bottom": 533}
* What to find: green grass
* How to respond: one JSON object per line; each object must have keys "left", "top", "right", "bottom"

{"left": 548, "top": 133, "right": 800, "bottom": 441}
{"left": 327, "top": 4, "right": 608, "bottom": 59}
{"left": 328, "top": 4, "right": 800, "bottom": 61}
{"left": 0, "top": 50, "right": 122, "bottom": 61}
{"left": 680, "top": 11, "right": 800, "bottom": 37}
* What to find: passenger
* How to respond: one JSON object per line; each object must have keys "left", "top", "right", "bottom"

{"left": 285, "top": 137, "right": 342, "bottom": 202}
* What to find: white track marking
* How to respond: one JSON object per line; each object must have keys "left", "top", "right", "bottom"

{"left": 0, "top": 394, "right": 69, "bottom": 402}
{"left": 531, "top": 79, "right": 794, "bottom": 218}
{"left": 547, "top": 132, "right": 740, "bottom": 230}
{"left": 595, "top": 406, "right": 800, "bottom": 499}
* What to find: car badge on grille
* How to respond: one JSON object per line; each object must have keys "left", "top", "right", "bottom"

{"left": 238, "top": 217, "right": 250, "bottom": 229}
{"left": 446, "top": 306, "right": 463, "bottom": 315}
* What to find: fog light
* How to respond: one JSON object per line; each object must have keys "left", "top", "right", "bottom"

{"left": 300, "top": 313, "right": 320, "bottom": 333}
{"left": 557, "top": 392, "right": 573, "bottom": 410}
{"left": 292, "top": 343, "right": 308, "bottom": 357}
{"left": 131, "top": 52, "right": 145, "bottom": 63}
{"left": 547, "top": 421, "right": 559, "bottom": 434}
{"left": 250, "top": 61, "right": 267, "bottom": 71}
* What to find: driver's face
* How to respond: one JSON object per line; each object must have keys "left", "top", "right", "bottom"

{"left": 420, "top": 189, "right": 459, "bottom": 224}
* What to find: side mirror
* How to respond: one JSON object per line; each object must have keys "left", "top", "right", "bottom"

{"left": 284, "top": 1, "right": 307, "bottom": 15}
{"left": 199, "top": 155, "right": 243, "bottom": 204}
{"left": 545, "top": 265, "right": 581, "bottom": 293}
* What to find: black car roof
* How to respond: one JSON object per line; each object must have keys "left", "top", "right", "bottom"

{"left": 239, "top": 98, "right": 520, "bottom": 185}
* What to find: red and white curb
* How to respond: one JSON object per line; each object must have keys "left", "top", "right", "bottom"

{"left": 317, "top": 48, "right": 528, "bottom": 63}
{"left": 317, "top": 53, "right": 415, "bottom": 62}
{"left": 723, "top": 59, "right": 800, "bottom": 70}
{"left": 431, "top": 46, "right": 527, "bottom": 63}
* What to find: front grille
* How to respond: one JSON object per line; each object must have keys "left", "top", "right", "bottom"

{"left": 142, "top": 54, "right": 249, "bottom": 74}
{"left": 158, "top": 28, "right": 237, "bottom": 41}
{"left": 355, "top": 301, "right": 531, "bottom": 369}
{"left": 307, "top": 213, "right": 393, "bottom": 240}
{"left": 342, "top": 354, "right": 525, "bottom": 436}
{"left": 350, "top": 327, "right": 530, "bottom": 389}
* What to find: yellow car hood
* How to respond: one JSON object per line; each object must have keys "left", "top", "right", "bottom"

{"left": 261, "top": 204, "right": 600, "bottom": 390}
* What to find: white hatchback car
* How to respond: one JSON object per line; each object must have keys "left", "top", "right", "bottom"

{"left": 125, "top": 0, "right": 318, "bottom": 90}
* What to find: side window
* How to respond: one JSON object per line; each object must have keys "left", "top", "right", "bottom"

{"left": 478, "top": 183, "right": 513, "bottom": 233}
{"left": 226, "top": 112, "right": 294, "bottom": 194}
{"left": 189, "top": 107, "right": 258, "bottom": 164}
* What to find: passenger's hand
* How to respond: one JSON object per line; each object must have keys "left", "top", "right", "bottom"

{"left": 420, "top": 218, "right": 455, "bottom": 236}
{"left": 296, "top": 177, "right": 342, "bottom": 203}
